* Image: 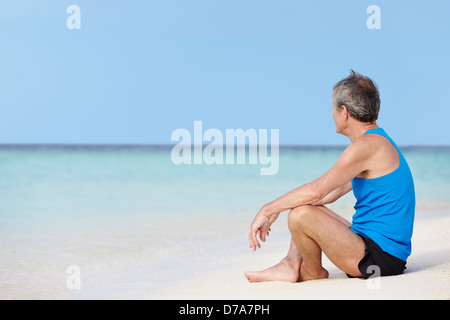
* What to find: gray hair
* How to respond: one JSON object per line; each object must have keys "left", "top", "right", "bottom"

{"left": 333, "top": 70, "right": 381, "bottom": 123}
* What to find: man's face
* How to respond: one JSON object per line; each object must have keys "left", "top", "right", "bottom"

{"left": 332, "top": 103, "right": 343, "bottom": 134}
{"left": 333, "top": 103, "right": 345, "bottom": 134}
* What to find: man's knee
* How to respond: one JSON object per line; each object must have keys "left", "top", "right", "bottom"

{"left": 288, "top": 205, "right": 314, "bottom": 230}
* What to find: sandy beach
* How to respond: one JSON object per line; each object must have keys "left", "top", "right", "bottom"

{"left": 1, "top": 146, "right": 449, "bottom": 300}
{"left": 149, "top": 209, "right": 450, "bottom": 300}
{"left": 3, "top": 208, "right": 449, "bottom": 301}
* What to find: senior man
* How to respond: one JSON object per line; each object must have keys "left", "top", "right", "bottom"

{"left": 245, "top": 70, "right": 415, "bottom": 282}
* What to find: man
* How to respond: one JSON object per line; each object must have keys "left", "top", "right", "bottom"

{"left": 245, "top": 70, "right": 415, "bottom": 282}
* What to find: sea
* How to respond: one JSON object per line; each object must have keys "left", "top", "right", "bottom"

{"left": 0, "top": 144, "right": 449, "bottom": 299}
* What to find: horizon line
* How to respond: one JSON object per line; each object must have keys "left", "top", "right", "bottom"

{"left": 0, "top": 143, "right": 449, "bottom": 150}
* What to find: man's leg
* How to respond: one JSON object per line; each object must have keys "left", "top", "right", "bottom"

{"left": 315, "top": 205, "right": 352, "bottom": 228}
{"left": 289, "top": 205, "right": 365, "bottom": 279}
{"left": 245, "top": 205, "right": 359, "bottom": 282}
{"left": 244, "top": 239, "right": 302, "bottom": 283}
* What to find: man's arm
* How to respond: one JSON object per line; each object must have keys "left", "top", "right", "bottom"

{"left": 262, "top": 141, "right": 369, "bottom": 215}
{"left": 248, "top": 140, "right": 371, "bottom": 250}
{"left": 311, "top": 181, "right": 352, "bottom": 206}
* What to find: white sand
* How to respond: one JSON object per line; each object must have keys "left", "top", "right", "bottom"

{"left": 64, "top": 209, "right": 449, "bottom": 300}
{"left": 150, "top": 210, "right": 450, "bottom": 300}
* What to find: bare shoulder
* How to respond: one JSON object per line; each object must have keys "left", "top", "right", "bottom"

{"left": 352, "top": 133, "right": 399, "bottom": 178}
{"left": 328, "top": 136, "right": 375, "bottom": 178}
{"left": 358, "top": 132, "right": 398, "bottom": 155}
{"left": 319, "top": 131, "right": 399, "bottom": 185}
{"left": 342, "top": 134, "right": 378, "bottom": 161}
{"left": 352, "top": 133, "right": 385, "bottom": 153}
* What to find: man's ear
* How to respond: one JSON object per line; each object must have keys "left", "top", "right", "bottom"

{"left": 341, "top": 105, "right": 349, "bottom": 120}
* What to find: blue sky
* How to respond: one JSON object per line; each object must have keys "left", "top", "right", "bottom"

{"left": 0, "top": 0, "right": 449, "bottom": 145}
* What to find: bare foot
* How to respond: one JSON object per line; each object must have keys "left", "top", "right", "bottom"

{"left": 298, "top": 263, "right": 329, "bottom": 282}
{"left": 244, "top": 259, "right": 300, "bottom": 283}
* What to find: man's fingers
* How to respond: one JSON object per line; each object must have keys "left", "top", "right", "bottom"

{"left": 248, "top": 233, "right": 254, "bottom": 250}
{"left": 248, "top": 215, "right": 272, "bottom": 250}
{"left": 253, "top": 230, "right": 260, "bottom": 249}
{"left": 260, "top": 230, "right": 266, "bottom": 242}
{"left": 249, "top": 229, "right": 260, "bottom": 251}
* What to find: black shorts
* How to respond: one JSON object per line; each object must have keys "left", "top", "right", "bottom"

{"left": 347, "top": 234, "right": 406, "bottom": 279}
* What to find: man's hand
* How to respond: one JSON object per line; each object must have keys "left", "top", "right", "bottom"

{"left": 248, "top": 206, "right": 280, "bottom": 251}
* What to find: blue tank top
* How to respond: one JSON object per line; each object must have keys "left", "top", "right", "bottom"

{"left": 350, "top": 128, "right": 415, "bottom": 262}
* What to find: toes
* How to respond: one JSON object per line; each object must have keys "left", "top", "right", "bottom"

{"left": 244, "top": 272, "right": 253, "bottom": 282}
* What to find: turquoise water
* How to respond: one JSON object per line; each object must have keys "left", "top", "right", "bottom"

{"left": 1, "top": 145, "right": 448, "bottom": 222}
{"left": 0, "top": 145, "right": 449, "bottom": 298}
